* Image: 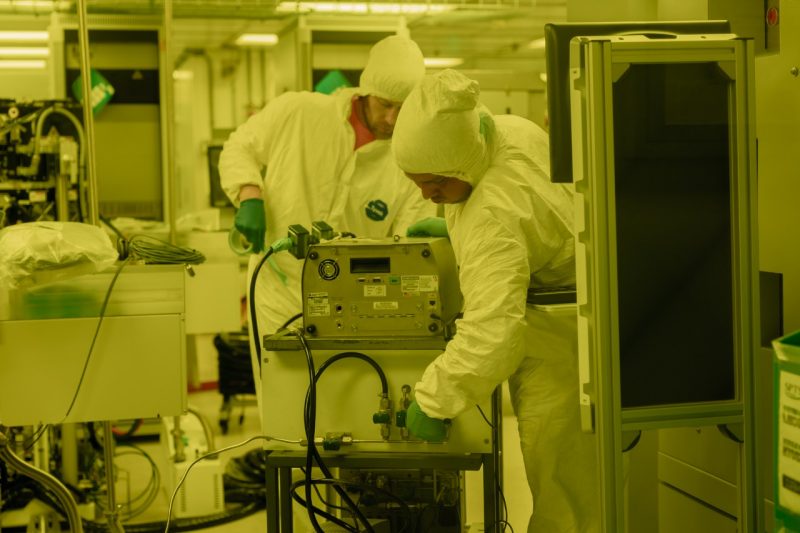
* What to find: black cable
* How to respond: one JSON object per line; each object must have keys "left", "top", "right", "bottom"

{"left": 288, "top": 478, "right": 357, "bottom": 531}
{"left": 23, "top": 424, "right": 49, "bottom": 452}
{"left": 314, "top": 352, "right": 389, "bottom": 395}
{"left": 622, "top": 430, "right": 643, "bottom": 452}
{"left": 62, "top": 257, "right": 130, "bottom": 422}
{"left": 111, "top": 418, "right": 143, "bottom": 440}
{"left": 304, "top": 349, "right": 393, "bottom": 532}
{"left": 299, "top": 467, "right": 357, "bottom": 515}
{"left": 297, "top": 333, "right": 326, "bottom": 532}
{"left": 476, "top": 405, "right": 494, "bottom": 428}
{"left": 477, "top": 396, "right": 509, "bottom": 532}
{"left": 99, "top": 214, "right": 125, "bottom": 241}
{"left": 249, "top": 247, "right": 276, "bottom": 372}
{"left": 280, "top": 312, "right": 303, "bottom": 330}
{"left": 297, "top": 335, "right": 375, "bottom": 533}
{"left": 497, "top": 485, "right": 515, "bottom": 532}
{"left": 289, "top": 478, "right": 413, "bottom": 532}
{"left": 86, "top": 422, "right": 104, "bottom": 453}
{"left": 298, "top": 351, "right": 390, "bottom": 530}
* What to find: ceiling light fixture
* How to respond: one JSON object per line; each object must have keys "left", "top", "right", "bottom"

{"left": 173, "top": 70, "right": 194, "bottom": 81}
{"left": 0, "top": 31, "right": 49, "bottom": 42}
{"left": 235, "top": 33, "right": 279, "bottom": 46}
{"left": 0, "top": 47, "right": 49, "bottom": 57}
{"left": 526, "top": 37, "right": 545, "bottom": 50}
{"left": 0, "top": 59, "right": 46, "bottom": 69}
{"left": 0, "top": 0, "right": 55, "bottom": 8}
{"left": 424, "top": 57, "right": 464, "bottom": 68}
{"left": 277, "top": 1, "right": 456, "bottom": 14}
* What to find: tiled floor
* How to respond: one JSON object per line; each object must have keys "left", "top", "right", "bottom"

{"left": 122, "top": 387, "right": 530, "bottom": 532}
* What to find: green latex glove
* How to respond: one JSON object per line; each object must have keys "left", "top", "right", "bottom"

{"left": 234, "top": 198, "right": 266, "bottom": 253}
{"left": 406, "top": 400, "right": 448, "bottom": 442}
{"left": 406, "top": 217, "right": 448, "bottom": 238}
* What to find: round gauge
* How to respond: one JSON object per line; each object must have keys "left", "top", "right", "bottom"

{"left": 318, "top": 259, "right": 340, "bottom": 280}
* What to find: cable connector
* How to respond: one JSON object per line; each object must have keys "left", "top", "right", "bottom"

{"left": 270, "top": 236, "right": 292, "bottom": 253}
{"left": 314, "top": 432, "right": 353, "bottom": 451}
{"left": 288, "top": 224, "right": 311, "bottom": 259}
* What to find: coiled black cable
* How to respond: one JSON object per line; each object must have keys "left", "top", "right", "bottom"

{"left": 298, "top": 334, "right": 400, "bottom": 532}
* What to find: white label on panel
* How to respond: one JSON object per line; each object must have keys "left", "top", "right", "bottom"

{"left": 373, "top": 301, "right": 399, "bottom": 310}
{"left": 401, "top": 275, "right": 438, "bottom": 293}
{"left": 307, "top": 292, "right": 330, "bottom": 317}
{"left": 778, "top": 369, "right": 800, "bottom": 513}
{"left": 364, "top": 285, "right": 387, "bottom": 297}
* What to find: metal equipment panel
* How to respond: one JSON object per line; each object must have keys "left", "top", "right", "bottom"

{"left": 0, "top": 264, "right": 187, "bottom": 425}
{"left": 569, "top": 33, "right": 759, "bottom": 532}
{"left": 262, "top": 346, "right": 492, "bottom": 454}
{"left": 0, "top": 313, "right": 186, "bottom": 425}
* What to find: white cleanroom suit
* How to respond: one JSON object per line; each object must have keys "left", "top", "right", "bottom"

{"left": 218, "top": 36, "right": 435, "bottom": 408}
{"left": 392, "top": 69, "right": 600, "bottom": 532}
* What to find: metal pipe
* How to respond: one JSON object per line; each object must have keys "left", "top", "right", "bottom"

{"left": 187, "top": 405, "right": 216, "bottom": 451}
{"left": 60, "top": 424, "right": 79, "bottom": 491}
{"left": 163, "top": 0, "right": 178, "bottom": 245}
{"left": 101, "top": 421, "right": 125, "bottom": 532}
{"left": 203, "top": 52, "right": 216, "bottom": 132}
{"left": 172, "top": 415, "right": 186, "bottom": 463}
{"left": 76, "top": 0, "right": 99, "bottom": 226}
{"left": 0, "top": 430, "right": 84, "bottom": 533}
{"left": 55, "top": 174, "right": 70, "bottom": 221}
{"left": 491, "top": 387, "right": 504, "bottom": 533}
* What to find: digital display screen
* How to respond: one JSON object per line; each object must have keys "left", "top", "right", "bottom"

{"left": 350, "top": 257, "right": 390, "bottom": 273}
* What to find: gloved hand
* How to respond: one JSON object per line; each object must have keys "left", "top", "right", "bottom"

{"left": 406, "top": 400, "right": 448, "bottom": 442}
{"left": 406, "top": 217, "right": 448, "bottom": 238}
{"left": 234, "top": 198, "right": 266, "bottom": 253}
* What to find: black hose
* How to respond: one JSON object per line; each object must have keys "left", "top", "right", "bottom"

{"left": 298, "top": 338, "right": 381, "bottom": 532}
{"left": 315, "top": 352, "right": 389, "bottom": 395}
{"left": 248, "top": 247, "right": 275, "bottom": 372}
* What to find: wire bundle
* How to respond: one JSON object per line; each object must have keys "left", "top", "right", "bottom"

{"left": 125, "top": 234, "right": 205, "bottom": 265}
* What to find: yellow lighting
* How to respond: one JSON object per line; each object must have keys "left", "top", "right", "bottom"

{"left": 235, "top": 33, "right": 279, "bottom": 46}
{"left": 0, "top": 0, "right": 55, "bottom": 7}
{"left": 173, "top": 70, "right": 194, "bottom": 80}
{"left": 0, "top": 59, "right": 46, "bottom": 69}
{"left": 527, "top": 37, "right": 545, "bottom": 50}
{"left": 0, "top": 47, "right": 49, "bottom": 57}
{"left": 424, "top": 57, "right": 463, "bottom": 68}
{"left": 277, "top": 1, "right": 456, "bottom": 14}
{"left": 0, "top": 31, "right": 49, "bottom": 42}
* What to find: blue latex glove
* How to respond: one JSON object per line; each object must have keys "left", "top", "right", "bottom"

{"left": 406, "top": 400, "right": 448, "bottom": 442}
{"left": 234, "top": 198, "right": 266, "bottom": 253}
{"left": 406, "top": 217, "right": 448, "bottom": 238}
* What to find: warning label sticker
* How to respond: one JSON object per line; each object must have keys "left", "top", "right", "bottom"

{"left": 364, "top": 285, "right": 387, "bottom": 297}
{"left": 306, "top": 292, "right": 330, "bottom": 317}
{"left": 401, "top": 275, "right": 438, "bottom": 293}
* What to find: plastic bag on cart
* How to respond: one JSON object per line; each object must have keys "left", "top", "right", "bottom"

{"left": 0, "top": 221, "right": 118, "bottom": 289}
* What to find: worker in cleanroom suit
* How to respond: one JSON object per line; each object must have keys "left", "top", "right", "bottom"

{"left": 218, "top": 35, "right": 435, "bottom": 409}
{"left": 393, "top": 69, "right": 600, "bottom": 532}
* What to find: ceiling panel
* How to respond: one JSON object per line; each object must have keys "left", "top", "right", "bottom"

{"left": 0, "top": 0, "right": 565, "bottom": 66}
